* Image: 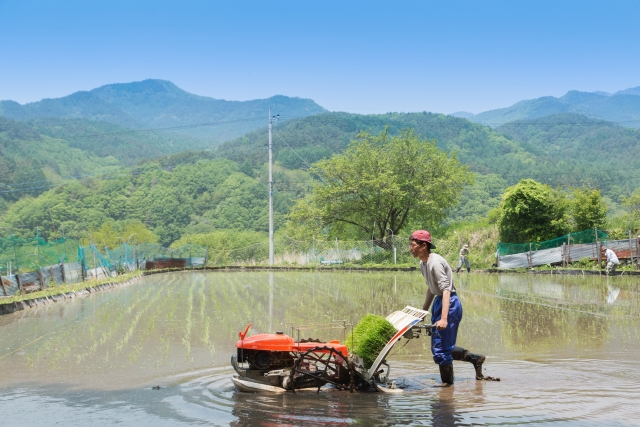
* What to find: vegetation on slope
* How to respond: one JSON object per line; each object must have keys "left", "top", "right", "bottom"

{"left": 0, "top": 158, "right": 311, "bottom": 246}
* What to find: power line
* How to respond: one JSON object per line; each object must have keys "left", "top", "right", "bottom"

{"left": 6, "top": 116, "right": 267, "bottom": 146}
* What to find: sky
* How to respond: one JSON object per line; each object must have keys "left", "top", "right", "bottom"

{"left": 1, "top": 0, "right": 639, "bottom": 115}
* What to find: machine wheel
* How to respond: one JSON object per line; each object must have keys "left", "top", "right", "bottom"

{"left": 286, "top": 346, "right": 355, "bottom": 393}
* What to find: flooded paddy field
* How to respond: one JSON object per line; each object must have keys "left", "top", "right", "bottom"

{"left": 1, "top": 271, "right": 639, "bottom": 426}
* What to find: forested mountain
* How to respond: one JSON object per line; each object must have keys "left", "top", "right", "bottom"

{"left": 216, "top": 112, "right": 539, "bottom": 223}
{"left": 4, "top": 106, "right": 640, "bottom": 245}
{"left": 0, "top": 79, "right": 326, "bottom": 143}
{"left": 0, "top": 158, "right": 311, "bottom": 245}
{"left": 217, "top": 112, "right": 535, "bottom": 177}
{"left": 496, "top": 113, "right": 640, "bottom": 197}
{"left": 219, "top": 110, "right": 639, "bottom": 190}
{"left": 0, "top": 115, "right": 200, "bottom": 202}
{"left": 217, "top": 111, "right": 640, "bottom": 221}
{"left": 468, "top": 88, "right": 640, "bottom": 128}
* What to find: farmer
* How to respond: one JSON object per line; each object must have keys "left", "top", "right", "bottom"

{"left": 602, "top": 246, "right": 620, "bottom": 275}
{"left": 409, "top": 230, "right": 485, "bottom": 385}
{"left": 455, "top": 244, "right": 471, "bottom": 273}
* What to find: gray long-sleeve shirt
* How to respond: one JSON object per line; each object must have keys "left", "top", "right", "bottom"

{"left": 420, "top": 253, "right": 456, "bottom": 296}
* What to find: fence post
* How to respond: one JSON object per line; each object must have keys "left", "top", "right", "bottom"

{"left": 595, "top": 227, "right": 601, "bottom": 266}
{"left": 637, "top": 234, "right": 640, "bottom": 269}
{"left": 38, "top": 269, "right": 45, "bottom": 289}
{"left": 627, "top": 230, "right": 633, "bottom": 266}
{"left": 562, "top": 242, "right": 566, "bottom": 268}
{"left": 16, "top": 273, "right": 23, "bottom": 294}
{"left": 528, "top": 243, "right": 533, "bottom": 268}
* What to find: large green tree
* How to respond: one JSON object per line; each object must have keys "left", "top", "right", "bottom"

{"left": 570, "top": 187, "right": 607, "bottom": 232}
{"left": 287, "top": 128, "right": 473, "bottom": 240}
{"left": 497, "top": 179, "right": 569, "bottom": 243}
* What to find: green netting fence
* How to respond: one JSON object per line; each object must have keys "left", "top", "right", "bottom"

{"left": 0, "top": 235, "right": 207, "bottom": 276}
{"left": 498, "top": 228, "right": 609, "bottom": 256}
{"left": 1, "top": 236, "right": 208, "bottom": 296}
{"left": 0, "top": 236, "right": 81, "bottom": 275}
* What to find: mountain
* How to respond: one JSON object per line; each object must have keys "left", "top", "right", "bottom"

{"left": 470, "top": 88, "right": 640, "bottom": 128}
{"left": 0, "top": 115, "right": 204, "bottom": 202}
{"left": 615, "top": 86, "right": 640, "bottom": 96}
{"left": 496, "top": 113, "right": 638, "bottom": 160}
{"left": 0, "top": 79, "right": 327, "bottom": 144}
{"left": 5, "top": 110, "right": 640, "bottom": 242}
{"left": 215, "top": 111, "right": 536, "bottom": 178}
{"left": 216, "top": 111, "right": 640, "bottom": 221}
{"left": 496, "top": 113, "right": 640, "bottom": 194}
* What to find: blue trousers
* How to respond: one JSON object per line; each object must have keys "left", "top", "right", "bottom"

{"left": 431, "top": 293, "right": 462, "bottom": 365}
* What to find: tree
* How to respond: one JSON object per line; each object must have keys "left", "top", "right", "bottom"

{"left": 570, "top": 187, "right": 607, "bottom": 231}
{"left": 287, "top": 128, "right": 473, "bottom": 240}
{"left": 87, "top": 219, "right": 158, "bottom": 249}
{"left": 621, "top": 189, "right": 640, "bottom": 227}
{"left": 497, "top": 179, "right": 569, "bottom": 243}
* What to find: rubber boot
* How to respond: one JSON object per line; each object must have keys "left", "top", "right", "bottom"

{"left": 439, "top": 363, "right": 454, "bottom": 385}
{"left": 451, "top": 346, "right": 468, "bottom": 361}
{"left": 455, "top": 267, "right": 461, "bottom": 273}
{"left": 465, "top": 352, "right": 485, "bottom": 379}
{"left": 467, "top": 267, "right": 471, "bottom": 273}
{"left": 452, "top": 346, "right": 485, "bottom": 379}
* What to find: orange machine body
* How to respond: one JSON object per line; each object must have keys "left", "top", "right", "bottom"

{"left": 236, "top": 332, "right": 348, "bottom": 355}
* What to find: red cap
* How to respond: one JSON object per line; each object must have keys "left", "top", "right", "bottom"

{"left": 409, "top": 230, "right": 436, "bottom": 249}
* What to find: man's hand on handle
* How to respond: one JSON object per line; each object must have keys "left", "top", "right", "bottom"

{"left": 434, "top": 318, "right": 448, "bottom": 331}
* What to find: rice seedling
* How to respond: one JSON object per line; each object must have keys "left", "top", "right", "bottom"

{"left": 201, "top": 317, "right": 210, "bottom": 345}
{"left": 345, "top": 314, "right": 397, "bottom": 369}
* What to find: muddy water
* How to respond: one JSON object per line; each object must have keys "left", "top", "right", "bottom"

{"left": 1, "top": 271, "right": 639, "bottom": 426}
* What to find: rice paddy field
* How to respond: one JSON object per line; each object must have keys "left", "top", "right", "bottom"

{"left": 1, "top": 270, "right": 639, "bottom": 426}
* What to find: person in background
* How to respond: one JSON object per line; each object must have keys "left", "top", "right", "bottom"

{"left": 455, "top": 244, "right": 470, "bottom": 273}
{"left": 409, "top": 230, "right": 485, "bottom": 385}
{"left": 602, "top": 246, "right": 620, "bottom": 275}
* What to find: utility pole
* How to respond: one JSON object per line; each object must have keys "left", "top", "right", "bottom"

{"left": 268, "top": 108, "right": 279, "bottom": 266}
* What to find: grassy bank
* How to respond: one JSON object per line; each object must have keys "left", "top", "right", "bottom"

{"left": 0, "top": 272, "right": 142, "bottom": 304}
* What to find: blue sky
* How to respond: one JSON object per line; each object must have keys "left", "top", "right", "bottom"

{"left": 1, "top": 0, "right": 639, "bottom": 114}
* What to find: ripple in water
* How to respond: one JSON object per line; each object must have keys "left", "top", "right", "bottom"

{"left": 159, "top": 358, "right": 640, "bottom": 426}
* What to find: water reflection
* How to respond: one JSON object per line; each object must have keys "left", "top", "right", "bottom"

{"left": 429, "top": 386, "right": 461, "bottom": 427}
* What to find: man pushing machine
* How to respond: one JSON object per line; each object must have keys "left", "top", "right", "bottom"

{"left": 409, "top": 230, "right": 488, "bottom": 385}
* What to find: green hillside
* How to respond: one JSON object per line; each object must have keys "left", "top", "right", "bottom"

{"left": 217, "top": 111, "right": 640, "bottom": 222}
{"left": 0, "top": 157, "right": 310, "bottom": 245}
{"left": 0, "top": 79, "right": 327, "bottom": 144}
{"left": 470, "top": 89, "right": 640, "bottom": 128}
{"left": 0, "top": 115, "right": 202, "bottom": 202}
{"left": 4, "top": 110, "right": 640, "bottom": 245}
{"left": 0, "top": 116, "right": 118, "bottom": 202}
{"left": 496, "top": 113, "right": 640, "bottom": 196}
{"left": 217, "top": 112, "right": 535, "bottom": 176}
